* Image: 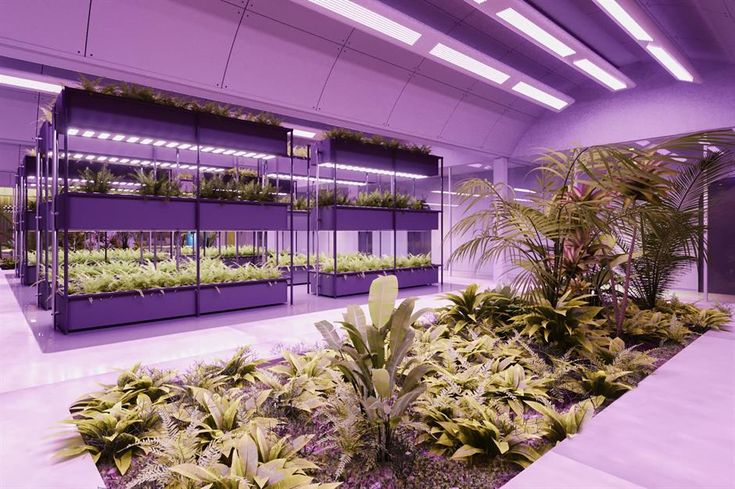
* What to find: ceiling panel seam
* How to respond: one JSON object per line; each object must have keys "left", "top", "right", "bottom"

{"left": 83, "top": 0, "right": 93, "bottom": 57}
{"left": 219, "top": 2, "right": 250, "bottom": 88}
{"left": 314, "top": 29, "right": 354, "bottom": 112}
{"left": 383, "top": 71, "right": 416, "bottom": 127}
{"left": 248, "top": 6, "right": 537, "bottom": 119}
{"left": 437, "top": 90, "right": 470, "bottom": 140}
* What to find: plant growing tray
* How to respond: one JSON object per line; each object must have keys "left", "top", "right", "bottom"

{"left": 312, "top": 206, "right": 439, "bottom": 231}
{"left": 311, "top": 266, "right": 438, "bottom": 297}
{"left": 278, "top": 265, "right": 310, "bottom": 285}
{"left": 319, "top": 138, "right": 439, "bottom": 177}
{"left": 198, "top": 279, "right": 287, "bottom": 314}
{"left": 56, "top": 192, "right": 195, "bottom": 231}
{"left": 55, "top": 278, "right": 287, "bottom": 332}
{"left": 199, "top": 200, "right": 288, "bottom": 231}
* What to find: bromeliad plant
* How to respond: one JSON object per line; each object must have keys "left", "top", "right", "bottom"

{"left": 316, "top": 275, "right": 433, "bottom": 461}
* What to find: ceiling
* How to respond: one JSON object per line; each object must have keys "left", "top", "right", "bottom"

{"left": 0, "top": 0, "right": 733, "bottom": 167}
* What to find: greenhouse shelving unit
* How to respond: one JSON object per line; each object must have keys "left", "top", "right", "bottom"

{"left": 310, "top": 137, "right": 443, "bottom": 297}
{"left": 43, "top": 87, "right": 296, "bottom": 332}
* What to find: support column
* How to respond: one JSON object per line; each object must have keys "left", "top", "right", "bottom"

{"left": 492, "top": 157, "right": 509, "bottom": 285}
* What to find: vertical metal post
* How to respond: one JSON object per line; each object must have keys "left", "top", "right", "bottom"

{"left": 63, "top": 133, "right": 70, "bottom": 331}
{"left": 440, "top": 157, "right": 444, "bottom": 286}
{"left": 306, "top": 147, "right": 311, "bottom": 292}
{"left": 332, "top": 152, "right": 337, "bottom": 298}
{"left": 51, "top": 130, "right": 59, "bottom": 329}
{"left": 289, "top": 130, "right": 294, "bottom": 304}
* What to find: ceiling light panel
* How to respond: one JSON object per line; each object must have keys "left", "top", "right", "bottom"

{"left": 294, "top": 0, "right": 574, "bottom": 110}
{"left": 0, "top": 73, "right": 63, "bottom": 94}
{"left": 463, "top": 0, "right": 633, "bottom": 92}
{"left": 496, "top": 8, "right": 575, "bottom": 57}
{"left": 511, "top": 82, "right": 568, "bottom": 110}
{"left": 305, "top": 0, "right": 421, "bottom": 45}
{"left": 591, "top": 0, "right": 698, "bottom": 82}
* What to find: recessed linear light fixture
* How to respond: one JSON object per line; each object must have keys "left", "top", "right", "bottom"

{"left": 292, "top": 129, "right": 318, "bottom": 139}
{"left": 512, "top": 82, "right": 568, "bottom": 110}
{"left": 573, "top": 59, "right": 627, "bottom": 91}
{"left": 496, "top": 8, "right": 575, "bottom": 58}
{"left": 429, "top": 43, "right": 510, "bottom": 85}
{"left": 0, "top": 73, "right": 63, "bottom": 94}
{"left": 594, "top": 0, "right": 652, "bottom": 42}
{"left": 319, "top": 162, "right": 429, "bottom": 179}
{"left": 305, "top": 0, "right": 421, "bottom": 46}
{"left": 267, "top": 172, "right": 367, "bottom": 187}
{"left": 53, "top": 151, "right": 226, "bottom": 173}
{"left": 65, "top": 128, "right": 276, "bottom": 160}
{"left": 645, "top": 45, "right": 693, "bottom": 82}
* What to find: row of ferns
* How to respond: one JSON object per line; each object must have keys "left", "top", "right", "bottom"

{"left": 56, "top": 130, "right": 735, "bottom": 488}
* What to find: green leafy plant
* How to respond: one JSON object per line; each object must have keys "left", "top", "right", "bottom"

{"left": 79, "top": 165, "right": 114, "bottom": 194}
{"left": 133, "top": 169, "right": 181, "bottom": 197}
{"left": 526, "top": 399, "right": 594, "bottom": 444}
{"left": 316, "top": 275, "right": 433, "bottom": 461}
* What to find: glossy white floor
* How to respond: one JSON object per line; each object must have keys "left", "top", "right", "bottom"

{"left": 0, "top": 271, "right": 732, "bottom": 488}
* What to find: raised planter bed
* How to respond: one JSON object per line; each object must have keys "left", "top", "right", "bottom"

{"left": 319, "top": 138, "right": 440, "bottom": 177}
{"left": 56, "top": 286, "right": 197, "bottom": 332}
{"left": 311, "top": 265, "right": 438, "bottom": 297}
{"left": 56, "top": 192, "right": 195, "bottom": 231}
{"left": 198, "top": 279, "right": 287, "bottom": 314}
{"left": 289, "top": 210, "right": 309, "bottom": 231}
{"left": 199, "top": 200, "right": 288, "bottom": 231}
{"left": 312, "top": 206, "right": 439, "bottom": 231}
{"left": 279, "top": 265, "right": 310, "bottom": 285}
{"left": 21, "top": 263, "right": 36, "bottom": 286}
{"left": 55, "top": 278, "right": 288, "bottom": 332}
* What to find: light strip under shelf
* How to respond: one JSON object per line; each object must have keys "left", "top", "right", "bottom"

{"left": 267, "top": 173, "right": 366, "bottom": 187}
{"left": 66, "top": 128, "right": 277, "bottom": 160}
{"left": 305, "top": 0, "right": 421, "bottom": 45}
{"left": 319, "top": 162, "right": 429, "bottom": 179}
{"left": 53, "top": 151, "right": 226, "bottom": 173}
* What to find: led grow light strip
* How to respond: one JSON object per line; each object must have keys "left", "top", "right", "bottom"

{"left": 306, "top": 0, "right": 421, "bottom": 45}
{"left": 54, "top": 151, "right": 226, "bottom": 173}
{"left": 573, "top": 59, "right": 627, "bottom": 90}
{"left": 512, "top": 82, "right": 568, "bottom": 110}
{"left": 429, "top": 43, "right": 510, "bottom": 85}
{"left": 66, "top": 128, "right": 277, "bottom": 160}
{"left": 319, "top": 162, "right": 429, "bottom": 179}
{"left": 496, "top": 8, "right": 575, "bottom": 57}
{"left": 292, "top": 129, "right": 318, "bottom": 139}
{"left": 645, "top": 45, "right": 693, "bottom": 82}
{"left": 267, "top": 173, "right": 366, "bottom": 187}
{"left": 27, "top": 175, "right": 142, "bottom": 187}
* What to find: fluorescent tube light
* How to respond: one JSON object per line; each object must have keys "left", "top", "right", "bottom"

{"left": 153, "top": 140, "right": 167, "bottom": 147}
{"left": 429, "top": 43, "right": 510, "bottom": 84}
{"left": 573, "top": 59, "right": 627, "bottom": 90}
{"left": 97, "top": 132, "right": 111, "bottom": 140}
{"left": 646, "top": 45, "right": 693, "bottom": 82}
{"left": 0, "top": 73, "right": 63, "bottom": 94}
{"left": 496, "top": 8, "right": 575, "bottom": 57}
{"left": 139, "top": 138, "right": 153, "bottom": 145}
{"left": 177, "top": 144, "right": 191, "bottom": 150}
{"left": 165, "top": 141, "right": 179, "bottom": 148}
{"left": 112, "top": 134, "right": 125, "bottom": 141}
{"left": 293, "top": 129, "right": 318, "bottom": 139}
{"left": 67, "top": 128, "right": 79, "bottom": 136}
{"left": 222, "top": 149, "right": 236, "bottom": 155}
{"left": 82, "top": 130, "right": 95, "bottom": 138}
{"left": 319, "top": 162, "right": 429, "bottom": 179}
{"left": 594, "top": 0, "right": 652, "bottom": 42}
{"left": 512, "top": 82, "right": 568, "bottom": 110}
{"left": 212, "top": 148, "right": 225, "bottom": 154}
{"left": 306, "top": 0, "right": 421, "bottom": 45}
{"left": 126, "top": 136, "right": 140, "bottom": 143}
{"left": 426, "top": 202, "right": 459, "bottom": 207}
{"left": 268, "top": 172, "right": 366, "bottom": 186}
{"left": 513, "top": 187, "right": 536, "bottom": 194}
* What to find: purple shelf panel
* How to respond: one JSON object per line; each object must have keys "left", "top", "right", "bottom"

{"left": 197, "top": 113, "right": 288, "bottom": 156}
{"left": 312, "top": 206, "right": 439, "bottom": 231}
{"left": 56, "top": 88, "right": 288, "bottom": 156}
{"left": 312, "top": 266, "right": 438, "bottom": 297}
{"left": 38, "top": 280, "right": 51, "bottom": 310}
{"left": 58, "top": 88, "right": 197, "bottom": 143}
{"left": 198, "top": 279, "right": 287, "bottom": 314}
{"left": 57, "top": 286, "right": 197, "bottom": 332}
{"left": 21, "top": 264, "right": 36, "bottom": 286}
{"left": 279, "top": 265, "right": 310, "bottom": 285}
{"left": 199, "top": 200, "right": 288, "bottom": 231}
{"left": 290, "top": 210, "right": 309, "bottom": 231}
{"left": 57, "top": 193, "right": 196, "bottom": 231}
{"left": 319, "top": 138, "right": 439, "bottom": 177}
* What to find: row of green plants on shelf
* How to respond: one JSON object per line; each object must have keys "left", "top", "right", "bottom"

{"left": 75, "top": 166, "right": 277, "bottom": 201}
{"left": 180, "top": 245, "right": 259, "bottom": 258}
{"left": 287, "top": 190, "right": 427, "bottom": 210}
{"left": 62, "top": 257, "right": 282, "bottom": 295}
{"left": 318, "top": 252, "right": 431, "bottom": 273}
{"left": 80, "top": 76, "right": 283, "bottom": 126}
{"left": 57, "top": 275, "right": 731, "bottom": 488}
{"left": 25, "top": 248, "right": 166, "bottom": 266}
{"left": 324, "top": 128, "right": 432, "bottom": 155}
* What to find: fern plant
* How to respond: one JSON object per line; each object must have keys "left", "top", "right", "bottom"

{"left": 133, "top": 169, "right": 181, "bottom": 197}
{"left": 526, "top": 399, "right": 594, "bottom": 444}
{"left": 79, "top": 165, "right": 114, "bottom": 194}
